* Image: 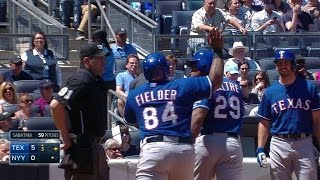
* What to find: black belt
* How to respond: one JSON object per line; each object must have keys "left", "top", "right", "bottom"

{"left": 274, "top": 133, "right": 311, "bottom": 140}
{"left": 145, "top": 135, "right": 193, "bottom": 144}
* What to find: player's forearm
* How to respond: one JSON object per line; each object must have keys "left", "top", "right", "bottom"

{"left": 209, "top": 56, "right": 224, "bottom": 91}
{"left": 50, "top": 99, "right": 69, "bottom": 141}
{"left": 191, "top": 108, "right": 208, "bottom": 140}
{"left": 257, "top": 120, "right": 270, "bottom": 148}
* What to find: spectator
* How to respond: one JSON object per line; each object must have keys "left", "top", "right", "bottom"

{"left": 0, "top": 73, "right": 4, "bottom": 84}
{"left": 104, "top": 139, "right": 124, "bottom": 160}
{"left": 119, "top": 124, "right": 139, "bottom": 157}
{"left": 0, "top": 112, "right": 15, "bottom": 133}
{"left": 0, "top": 82, "right": 18, "bottom": 113}
{"left": 240, "top": 79, "right": 260, "bottom": 104}
{"left": 112, "top": 28, "right": 138, "bottom": 59}
{"left": 283, "top": 0, "right": 315, "bottom": 31}
{"left": 33, "top": 79, "right": 54, "bottom": 116}
{"left": 251, "top": 0, "right": 284, "bottom": 33}
{"left": 313, "top": 71, "right": 320, "bottom": 81}
{"left": 251, "top": 71, "right": 270, "bottom": 101}
{"left": 272, "top": 0, "right": 290, "bottom": 15}
{"left": 224, "top": 61, "right": 240, "bottom": 82}
{"left": 3, "top": 57, "right": 33, "bottom": 82}
{"left": 223, "top": 0, "right": 246, "bottom": 31}
{"left": 75, "top": 2, "right": 99, "bottom": 40}
{"left": 225, "top": 41, "right": 261, "bottom": 71}
{"left": 240, "top": 0, "right": 263, "bottom": 31}
{"left": 116, "top": 54, "right": 139, "bottom": 117}
{"left": 91, "top": 29, "right": 115, "bottom": 91}
{"left": 237, "top": 61, "right": 251, "bottom": 84}
{"left": 302, "top": 0, "right": 320, "bottom": 18}
{"left": 0, "top": 138, "right": 9, "bottom": 162}
{"left": 21, "top": 32, "right": 62, "bottom": 89}
{"left": 166, "top": 55, "right": 182, "bottom": 80}
{"left": 59, "top": 0, "right": 82, "bottom": 28}
{"left": 189, "top": 0, "right": 246, "bottom": 51}
{"left": 295, "top": 54, "right": 314, "bottom": 80}
{"left": 14, "top": 93, "right": 40, "bottom": 130}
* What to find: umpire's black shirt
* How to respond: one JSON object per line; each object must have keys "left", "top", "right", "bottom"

{"left": 56, "top": 68, "right": 107, "bottom": 138}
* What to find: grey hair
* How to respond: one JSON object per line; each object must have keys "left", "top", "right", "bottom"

{"left": 103, "top": 138, "right": 121, "bottom": 149}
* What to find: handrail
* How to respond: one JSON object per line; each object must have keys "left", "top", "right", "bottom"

{"left": 107, "top": 89, "right": 126, "bottom": 130}
{"left": 10, "top": 0, "right": 52, "bottom": 26}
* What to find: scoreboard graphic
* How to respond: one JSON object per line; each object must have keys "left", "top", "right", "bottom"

{"left": 9, "top": 130, "right": 60, "bottom": 164}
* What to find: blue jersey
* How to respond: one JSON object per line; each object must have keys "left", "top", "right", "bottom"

{"left": 193, "top": 78, "right": 244, "bottom": 134}
{"left": 124, "top": 76, "right": 213, "bottom": 139}
{"left": 257, "top": 77, "right": 320, "bottom": 134}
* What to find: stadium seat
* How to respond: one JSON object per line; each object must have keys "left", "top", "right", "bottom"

{"left": 13, "top": 80, "right": 42, "bottom": 93}
{"left": 266, "top": 69, "right": 279, "bottom": 81}
{"left": 247, "top": 69, "right": 260, "bottom": 84}
{"left": 256, "top": 58, "right": 275, "bottom": 72}
{"left": 241, "top": 116, "right": 260, "bottom": 137}
{"left": 24, "top": 117, "right": 57, "bottom": 130}
{"left": 30, "top": 105, "right": 41, "bottom": 115}
{"left": 43, "top": 105, "right": 52, "bottom": 117}
{"left": 186, "top": 1, "right": 202, "bottom": 10}
{"left": 114, "top": 58, "right": 127, "bottom": 72}
{"left": 244, "top": 104, "right": 259, "bottom": 116}
{"left": 3, "top": 104, "right": 20, "bottom": 114}
{"left": 171, "top": 10, "right": 194, "bottom": 35}
{"left": 304, "top": 57, "right": 320, "bottom": 70}
{"left": 9, "top": 119, "right": 20, "bottom": 130}
{"left": 307, "top": 47, "right": 320, "bottom": 57}
{"left": 155, "top": 1, "right": 182, "bottom": 34}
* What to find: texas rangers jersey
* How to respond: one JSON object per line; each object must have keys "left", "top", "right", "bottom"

{"left": 124, "top": 76, "right": 213, "bottom": 139}
{"left": 193, "top": 77, "right": 244, "bottom": 134}
{"left": 257, "top": 77, "right": 320, "bottom": 134}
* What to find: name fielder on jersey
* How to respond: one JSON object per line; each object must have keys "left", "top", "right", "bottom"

{"left": 135, "top": 90, "right": 177, "bottom": 106}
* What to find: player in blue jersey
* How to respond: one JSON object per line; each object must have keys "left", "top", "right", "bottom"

{"left": 256, "top": 50, "right": 320, "bottom": 180}
{"left": 192, "top": 57, "right": 245, "bottom": 180}
{"left": 124, "top": 28, "right": 224, "bottom": 180}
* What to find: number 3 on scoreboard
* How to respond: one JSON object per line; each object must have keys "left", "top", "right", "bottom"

{"left": 143, "top": 102, "right": 178, "bottom": 130}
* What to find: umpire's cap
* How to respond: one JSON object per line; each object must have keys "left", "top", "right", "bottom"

{"left": 143, "top": 52, "right": 169, "bottom": 83}
{"left": 80, "top": 42, "right": 109, "bottom": 60}
{"left": 274, "top": 50, "right": 295, "bottom": 65}
{"left": 192, "top": 48, "right": 214, "bottom": 74}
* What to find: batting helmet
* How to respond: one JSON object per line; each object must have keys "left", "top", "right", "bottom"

{"left": 274, "top": 49, "right": 295, "bottom": 66}
{"left": 192, "top": 48, "right": 214, "bottom": 74}
{"left": 143, "top": 52, "right": 169, "bottom": 82}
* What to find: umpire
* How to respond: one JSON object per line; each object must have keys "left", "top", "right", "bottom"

{"left": 50, "top": 42, "right": 109, "bottom": 180}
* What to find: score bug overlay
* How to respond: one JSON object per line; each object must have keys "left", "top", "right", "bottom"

{"left": 9, "top": 130, "right": 60, "bottom": 164}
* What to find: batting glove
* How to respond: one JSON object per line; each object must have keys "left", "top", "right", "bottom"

{"left": 256, "top": 147, "right": 267, "bottom": 168}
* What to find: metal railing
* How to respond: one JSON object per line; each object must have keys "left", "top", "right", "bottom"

{"left": 90, "top": 0, "right": 157, "bottom": 55}
{"left": 3, "top": 0, "right": 69, "bottom": 60}
{"left": 154, "top": 32, "right": 320, "bottom": 60}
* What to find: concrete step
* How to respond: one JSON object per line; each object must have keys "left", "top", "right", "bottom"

{"left": 69, "top": 39, "right": 88, "bottom": 51}
{"left": 0, "top": 50, "right": 18, "bottom": 60}
{"left": 68, "top": 50, "right": 80, "bottom": 62}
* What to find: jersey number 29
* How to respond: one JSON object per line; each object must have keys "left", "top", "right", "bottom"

{"left": 214, "top": 95, "right": 241, "bottom": 119}
{"left": 143, "top": 102, "right": 178, "bottom": 129}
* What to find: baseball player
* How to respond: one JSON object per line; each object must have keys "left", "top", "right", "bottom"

{"left": 192, "top": 58, "right": 245, "bottom": 180}
{"left": 124, "top": 29, "right": 224, "bottom": 180}
{"left": 256, "top": 50, "right": 320, "bottom": 180}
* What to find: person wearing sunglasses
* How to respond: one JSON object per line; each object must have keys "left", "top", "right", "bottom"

{"left": 33, "top": 79, "right": 54, "bottom": 116}
{"left": 3, "top": 58, "right": 33, "bottom": 82}
{"left": 0, "top": 82, "right": 18, "bottom": 113}
{"left": 251, "top": 71, "right": 270, "bottom": 101}
{"left": 14, "top": 93, "right": 40, "bottom": 130}
{"left": 104, "top": 138, "right": 124, "bottom": 160}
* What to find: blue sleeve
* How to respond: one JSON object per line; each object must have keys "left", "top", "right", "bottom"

{"left": 193, "top": 99, "right": 212, "bottom": 110}
{"left": 180, "top": 76, "right": 212, "bottom": 102}
{"left": 310, "top": 83, "right": 320, "bottom": 111}
{"left": 116, "top": 72, "right": 124, "bottom": 86}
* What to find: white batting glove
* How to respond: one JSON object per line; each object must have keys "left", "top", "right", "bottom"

{"left": 256, "top": 147, "right": 268, "bottom": 168}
